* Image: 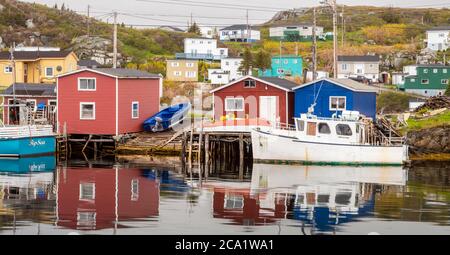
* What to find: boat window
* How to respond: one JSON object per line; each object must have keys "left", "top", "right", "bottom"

{"left": 318, "top": 123, "right": 331, "bottom": 134}
{"left": 336, "top": 124, "right": 353, "bottom": 136}
{"left": 296, "top": 119, "right": 305, "bottom": 131}
{"left": 307, "top": 122, "right": 317, "bottom": 136}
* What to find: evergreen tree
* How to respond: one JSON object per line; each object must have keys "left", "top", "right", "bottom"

{"left": 239, "top": 47, "right": 253, "bottom": 75}
{"left": 188, "top": 22, "right": 201, "bottom": 35}
{"left": 61, "top": 3, "right": 65, "bottom": 11}
{"left": 445, "top": 80, "right": 450, "bottom": 96}
{"left": 254, "top": 50, "right": 271, "bottom": 73}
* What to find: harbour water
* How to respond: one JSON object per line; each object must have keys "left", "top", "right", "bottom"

{"left": 0, "top": 156, "right": 449, "bottom": 235}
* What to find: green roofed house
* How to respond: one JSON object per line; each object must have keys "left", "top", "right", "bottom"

{"left": 403, "top": 65, "right": 449, "bottom": 97}
{"left": 269, "top": 24, "right": 327, "bottom": 42}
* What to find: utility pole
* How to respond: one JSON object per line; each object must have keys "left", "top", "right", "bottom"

{"left": 322, "top": 0, "right": 338, "bottom": 78}
{"left": 87, "top": 5, "right": 90, "bottom": 37}
{"left": 246, "top": 9, "right": 249, "bottom": 42}
{"left": 113, "top": 11, "right": 118, "bottom": 68}
{"left": 312, "top": 7, "right": 317, "bottom": 80}
{"left": 341, "top": 5, "right": 345, "bottom": 48}
{"left": 10, "top": 43, "right": 16, "bottom": 103}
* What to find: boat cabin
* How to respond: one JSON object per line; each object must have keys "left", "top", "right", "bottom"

{"left": 291, "top": 112, "right": 367, "bottom": 145}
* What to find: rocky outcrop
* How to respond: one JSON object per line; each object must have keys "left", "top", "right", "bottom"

{"left": 407, "top": 126, "right": 450, "bottom": 154}
{"left": 70, "top": 35, "right": 125, "bottom": 66}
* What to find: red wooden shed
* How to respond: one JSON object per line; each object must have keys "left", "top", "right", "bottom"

{"left": 210, "top": 75, "right": 297, "bottom": 125}
{"left": 57, "top": 68, "right": 162, "bottom": 136}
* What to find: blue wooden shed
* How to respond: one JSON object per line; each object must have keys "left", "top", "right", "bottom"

{"left": 292, "top": 78, "right": 378, "bottom": 119}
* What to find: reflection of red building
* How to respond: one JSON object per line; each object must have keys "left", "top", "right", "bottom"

{"left": 212, "top": 187, "right": 288, "bottom": 225}
{"left": 56, "top": 168, "right": 159, "bottom": 230}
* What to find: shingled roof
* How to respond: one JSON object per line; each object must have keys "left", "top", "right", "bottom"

{"left": 210, "top": 75, "right": 299, "bottom": 93}
{"left": 337, "top": 55, "right": 380, "bottom": 62}
{"left": 292, "top": 78, "right": 379, "bottom": 93}
{"left": 1, "top": 83, "right": 56, "bottom": 97}
{"left": 57, "top": 68, "right": 161, "bottom": 79}
{"left": 0, "top": 51, "right": 73, "bottom": 60}
{"left": 220, "top": 24, "right": 260, "bottom": 31}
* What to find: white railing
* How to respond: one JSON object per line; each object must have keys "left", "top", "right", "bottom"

{"left": 0, "top": 125, "right": 54, "bottom": 139}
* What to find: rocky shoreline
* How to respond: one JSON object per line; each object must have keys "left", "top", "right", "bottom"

{"left": 407, "top": 125, "right": 450, "bottom": 156}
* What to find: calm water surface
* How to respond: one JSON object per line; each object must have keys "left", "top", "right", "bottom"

{"left": 0, "top": 156, "right": 449, "bottom": 235}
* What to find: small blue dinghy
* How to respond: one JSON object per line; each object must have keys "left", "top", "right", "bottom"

{"left": 143, "top": 102, "right": 191, "bottom": 132}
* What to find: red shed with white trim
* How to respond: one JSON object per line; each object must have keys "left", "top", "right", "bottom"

{"left": 57, "top": 68, "right": 162, "bottom": 136}
{"left": 210, "top": 76, "right": 296, "bottom": 125}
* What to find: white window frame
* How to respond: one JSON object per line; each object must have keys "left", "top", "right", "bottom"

{"left": 26, "top": 99, "right": 37, "bottom": 112}
{"left": 443, "top": 69, "right": 447, "bottom": 74}
{"left": 80, "top": 102, "right": 96, "bottom": 120}
{"left": 421, "top": 79, "right": 429, "bottom": 85}
{"left": 423, "top": 69, "right": 428, "bottom": 74}
{"left": 186, "top": 62, "right": 194, "bottom": 68}
{"left": 48, "top": 99, "right": 57, "bottom": 106}
{"left": 329, "top": 96, "right": 346, "bottom": 111}
{"left": 441, "top": 79, "right": 448, "bottom": 85}
{"left": 342, "top": 64, "right": 347, "bottom": 71}
{"left": 78, "top": 77, "right": 96, "bottom": 91}
{"left": 79, "top": 182, "right": 95, "bottom": 201}
{"left": 131, "top": 179, "right": 139, "bottom": 201}
{"left": 173, "top": 71, "right": 182, "bottom": 77}
{"left": 4, "top": 66, "right": 12, "bottom": 73}
{"left": 186, "top": 71, "right": 196, "bottom": 78}
{"left": 131, "top": 101, "right": 139, "bottom": 119}
{"left": 171, "top": 62, "right": 179, "bottom": 67}
{"left": 45, "top": 67, "right": 54, "bottom": 77}
{"left": 225, "top": 97, "right": 244, "bottom": 112}
{"left": 433, "top": 69, "right": 438, "bottom": 73}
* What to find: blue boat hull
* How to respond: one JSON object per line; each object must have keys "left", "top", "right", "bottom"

{"left": 0, "top": 156, "right": 56, "bottom": 173}
{"left": 143, "top": 103, "right": 191, "bottom": 132}
{"left": 0, "top": 136, "right": 56, "bottom": 157}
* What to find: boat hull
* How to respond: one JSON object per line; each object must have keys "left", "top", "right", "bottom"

{"left": 251, "top": 129, "right": 408, "bottom": 166}
{"left": 0, "top": 136, "right": 56, "bottom": 157}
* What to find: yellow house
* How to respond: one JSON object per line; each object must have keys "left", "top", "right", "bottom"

{"left": 0, "top": 50, "right": 79, "bottom": 87}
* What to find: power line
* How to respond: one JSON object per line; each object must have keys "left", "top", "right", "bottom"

{"left": 135, "top": 0, "right": 289, "bottom": 12}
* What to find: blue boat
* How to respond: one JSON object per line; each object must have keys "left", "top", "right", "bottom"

{"left": 0, "top": 156, "right": 56, "bottom": 173}
{"left": 143, "top": 102, "right": 191, "bottom": 132}
{"left": 0, "top": 125, "right": 56, "bottom": 157}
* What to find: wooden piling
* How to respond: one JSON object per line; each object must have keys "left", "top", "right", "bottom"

{"left": 205, "top": 134, "right": 209, "bottom": 178}
{"left": 239, "top": 133, "right": 244, "bottom": 180}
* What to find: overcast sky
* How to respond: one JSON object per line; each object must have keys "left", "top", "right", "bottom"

{"left": 22, "top": 0, "right": 450, "bottom": 28}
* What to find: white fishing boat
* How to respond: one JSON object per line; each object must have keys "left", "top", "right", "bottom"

{"left": 251, "top": 111, "right": 409, "bottom": 166}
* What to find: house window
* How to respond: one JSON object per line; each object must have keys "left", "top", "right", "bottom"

{"left": 442, "top": 79, "right": 449, "bottom": 85}
{"left": 277, "top": 69, "right": 285, "bottom": 74}
{"left": 131, "top": 179, "right": 139, "bottom": 201}
{"left": 45, "top": 67, "right": 54, "bottom": 77}
{"left": 132, "top": 101, "right": 139, "bottom": 119}
{"left": 296, "top": 119, "right": 305, "bottom": 131}
{"left": 224, "top": 194, "right": 244, "bottom": 209}
{"left": 4, "top": 66, "right": 12, "bottom": 73}
{"left": 77, "top": 212, "right": 96, "bottom": 229}
{"left": 79, "top": 183, "right": 95, "bottom": 200}
{"left": 244, "top": 80, "right": 256, "bottom": 88}
{"left": 329, "top": 96, "right": 346, "bottom": 111}
{"left": 433, "top": 69, "right": 438, "bottom": 73}
{"left": 78, "top": 78, "right": 96, "bottom": 91}
{"left": 443, "top": 69, "right": 447, "bottom": 74}
{"left": 318, "top": 123, "right": 331, "bottom": 134}
{"left": 423, "top": 69, "right": 428, "bottom": 74}
{"left": 186, "top": 62, "right": 194, "bottom": 68}
{"left": 275, "top": 60, "right": 280, "bottom": 64}
{"left": 336, "top": 124, "right": 353, "bottom": 136}
{"left": 80, "top": 103, "right": 95, "bottom": 120}
{"left": 186, "top": 71, "right": 196, "bottom": 78}
{"left": 218, "top": 75, "right": 222, "bottom": 78}
{"left": 225, "top": 61, "right": 229, "bottom": 66}
{"left": 26, "top": 99, "right": 37, "bottom": 112}
{"left": 421, "top": 79, "right": 429, "bottom": 84}
{"left": 342, "top": 64, "right": 347, "bottom": 71}
{"left": 410, "top": 78, "right": 416, "bottom": 82}
{"left": 293, "top": 59, "right": 298, "bottom": 64}
{"left": 284, "top": 60, "right": 289, "bottom": 64}
{"left": 171, "top": 62, "right": 179, "bottom": 67}
{"left": 225, "top": 98, "right": 244, "bottom": 111}
{"left": 174, "top": 71, "right": 181, "bottom": 76}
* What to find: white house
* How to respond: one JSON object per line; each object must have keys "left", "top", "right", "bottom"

{"left": 269, "top": 24, "right": 324, "bottom": 41}
{"left": 200, "top": 26, "right": 219, "bottom": 39}
{"left": 219, "top": 25, "right": 260, "bottom": 42}
{"left": 176, "top": 38, "right": 228, "bottom": 60}
{"left": 208, "top": 58, "right": 244, "bottom": 85}
{"left": 426, "top": 26, "right": 449, "bottom": 51}
{"left": 392, "top": 65, "right": 418, "bottom": 87}
{"left": 306, "top": 70, "right": 329, "bottom": 82}
{"left": 337, "top": 55, "right": 380, "bottom": 83}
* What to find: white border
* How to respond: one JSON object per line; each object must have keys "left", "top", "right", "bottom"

{"left": 329, "top": 96, "right": 347, "bottom": 111}
{"left": 80, "top": 102, "right": 96, "bottom": 120}
{"left": 45, "top": 67, "right": 54, "bottom": 77}
{"left": 225, "top": 97, "right": 244, "bottom": 112}
{"left": 78, "top": 77, "right": 97, "bottom": 91}
{"left": 131, "top": 101, "right": 139, "bottom": 119}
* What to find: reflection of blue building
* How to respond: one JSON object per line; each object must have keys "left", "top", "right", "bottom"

{"left": 143, "top": 169, "right": 190, "bottom": 193}
{"left": 259, "top": 55, "right": 303, "bottom": 78}
{"left": 0, "top": 156, "right": 56, "bottom": 173}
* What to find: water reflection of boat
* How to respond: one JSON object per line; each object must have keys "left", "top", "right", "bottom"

{"left": 250, "top": 164, "right": 408, "bottom": 233}
{"left": 56, "top": 167, "right": 159, "bottom": 231}
{"left": 0, "top": 156, "right": 56, "bottom": 173}
{"left": 208, "top": 164, "right": 407, "bottom": 233}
